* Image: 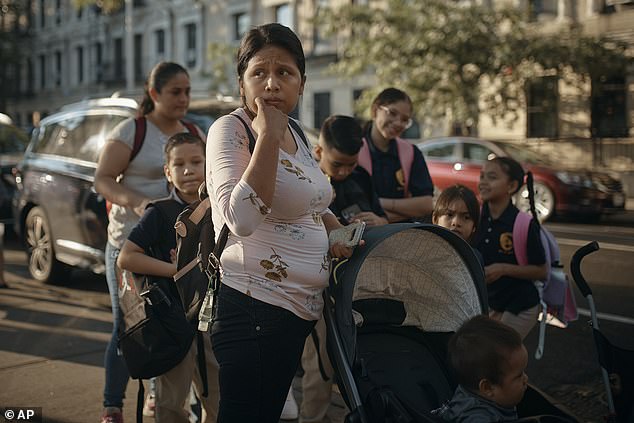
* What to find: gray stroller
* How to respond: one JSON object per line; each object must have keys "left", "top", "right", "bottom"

{"left": 323, "top": 223, "right": 579, "bottom": 423}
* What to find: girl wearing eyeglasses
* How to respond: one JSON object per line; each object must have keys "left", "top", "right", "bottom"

{"left": 357, "top": 88, "right": 434, "bottom": 222}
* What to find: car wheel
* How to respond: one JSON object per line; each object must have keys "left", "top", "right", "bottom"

{"left": 24, "top": 206, "right": 69, "bottom": 283}
{"left": 514, "top": 182, "right": 556, "bottom": 222}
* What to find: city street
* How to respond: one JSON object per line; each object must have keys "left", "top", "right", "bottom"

{"left": 1, "top": 212, "right": 633, "bottom": 423}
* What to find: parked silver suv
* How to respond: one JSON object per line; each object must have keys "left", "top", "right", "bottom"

{"left": 13, "top": 95, "right": 238, "bottom": 283}
{"left": 13, "top": 98, "right": 137, "bottom": 282}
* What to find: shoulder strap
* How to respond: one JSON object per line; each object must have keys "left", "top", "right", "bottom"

{"left": 151, "top": 198, "right": 184, "bottom": 225}
{"left": 214, "top": 225, "right": 230, "bottom": 259}
{"left": 130, "top": 116, "right": 147, "bottom": 162}
{"left": 136, "top": 380, "right": 145, "bottom": 423}
{"left": 512, "top": 211, "right": 532, "bottom": 266}
{"left": 230, "top": 113, "right": 256, "bottom": 154}
{"left": 288, "top": 118, "right": 310, "bottom": 150}
{"left": 181, "top": 120, "right": 201, "bottom": 140}
{"left": 395, "top": 138, "right": 415, "bottom": 198}
{"left": 358, "top": 138, "right": 373, "bottom": 176}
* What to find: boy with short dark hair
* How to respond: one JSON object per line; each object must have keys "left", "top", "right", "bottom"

{"left": 433, "top": 315, "right": 529, "bottom": 422}
{"left": 314, "top": 115, "right": 387, "bottom": 227}
{"left": 295, "top": 115, "right": 387, "bottom": 423}
{"left": 117, "top": 132, "right": 219, "bottom": 423}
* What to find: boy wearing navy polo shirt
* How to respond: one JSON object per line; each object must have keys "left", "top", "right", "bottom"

{"left": 315, "top": 115, "right": 387, "bottom": 227}
{"left": 117, "top": 133, "right": 219, "bottom": 422}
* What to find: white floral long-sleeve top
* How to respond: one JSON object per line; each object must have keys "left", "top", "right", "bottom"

{"left": 206, "top": 108, "right": 333, "bottom": 320}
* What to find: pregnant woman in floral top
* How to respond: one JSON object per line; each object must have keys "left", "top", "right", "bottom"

{"left": 206, "top": 23, "right": 353, "bottom": 423}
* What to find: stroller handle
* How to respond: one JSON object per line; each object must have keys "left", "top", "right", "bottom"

{"left": 570, "top": 241, "right": 599, "bottom": 298}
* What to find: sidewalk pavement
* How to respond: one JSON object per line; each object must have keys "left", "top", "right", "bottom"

{"left": 0, "top": 247, "right": 347, "bottom": 423}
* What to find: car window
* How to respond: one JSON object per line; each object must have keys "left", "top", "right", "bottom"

{"left": 0, "top": 124, "right": 28, "bottom": 153}
{"left": 464, "top": 143, "right": 496, "bottom": 163}
{"left": 32, "top": 113, "right": 128, "bottom": 162}
{"left": 422, "top": 143, "right": 456, "bottom": 160}
{"left": 75, "top": 114, "right": 128, "bottom": 162}
{"left": 35, "top": 116, "right": 84, "bottom": 158}
{"left": 33, "top": 122, "right": 67, "bottom": 156}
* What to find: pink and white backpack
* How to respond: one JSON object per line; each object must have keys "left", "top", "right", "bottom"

{"left": 513, "top": 211, "right": 578, "bottom": 359}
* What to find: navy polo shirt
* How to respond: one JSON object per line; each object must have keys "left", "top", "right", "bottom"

{"left": 365, "top": 125, "right": 434, "bottom": 199}
{"left": 474, "top": 202, "right": 545, "bottom": 314}
{"left": 329, "top": 166, "right": 386, "bottom": 225}
{"left": 127, "top": 190, "right": 186, "bottom": 262}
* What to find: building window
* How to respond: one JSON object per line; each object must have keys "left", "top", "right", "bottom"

{"left": 114, "top": 37, "right": 124, "bottom": 81}
{"left": 27, "top": 58, "right": 34, "bottom": 94}
{"left": 313, "top": 92, "right": 331, "bottom": 130}
{"left": 7, "top": 63, "right": 20, "bottom": 99}
{"left": 77, "top": 46, "right": 84, "bottom": 84}
{"left": 185, "top": 23, "right": 197, "bottom": 68}
{"left": 526, "top": 76, "right": 558, "bottom": 138}
{"left": 275, "top": 3, "right": 293, "bottom": 29}
{"left": 55, "top": 51, "right": 62, "bottom": 87}
{"left": 94, "top": 42, "right": 103, "bottom": 83}
{"left": 39, "top": 54, "right": 45, "bottom": 89}
{"left": 311, "top": 0, "right": 332, "bottom": 55}
{"left": 155, "top": 29, "right": 165, "bottom": 58}
{"left": 134, "top": 33, "right": 143, "bottom": 82}
{"left": 95, "top": 42, "right": 103, "bottom": 82}
{"left": 39, "top": 0, "right": 45, "bottom": 28}
{"left": 233, "top": 12, "right": 250, "bottom": 41}
{"left": 591, "top": 75, "right": 627, "bottom": 138}
{"left": 55, "top": 0, "right": 61, "bottom": 25}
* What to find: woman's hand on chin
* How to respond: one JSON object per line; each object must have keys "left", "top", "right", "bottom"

{"left": 251, "top": 97, "right": 288, "bottom": 142}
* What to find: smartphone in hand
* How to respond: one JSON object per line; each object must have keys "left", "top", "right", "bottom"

{"left": 328, "top": 221, "right": 366, "bottom": 248}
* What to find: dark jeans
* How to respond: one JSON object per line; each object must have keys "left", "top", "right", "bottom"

{"left": 211, "top": 284, "right": 316, "bottom": 423}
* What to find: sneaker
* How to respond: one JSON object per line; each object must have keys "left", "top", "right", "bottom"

{"left": 280, "top": 387, "right": 298, "bottom": 420}
{"left": 142, "top": 393, "right": 156, "bottom": 417}
{"left": 100, "top": 407, "right": 123, "bottom": 423}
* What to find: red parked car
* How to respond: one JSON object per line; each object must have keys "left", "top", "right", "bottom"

{"left": 417, "top": 137, "right": 626, "bottom": 222}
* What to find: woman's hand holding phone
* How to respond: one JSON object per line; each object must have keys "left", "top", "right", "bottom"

{"left": 328, "top": 221, "right": 365, "bottom": 259}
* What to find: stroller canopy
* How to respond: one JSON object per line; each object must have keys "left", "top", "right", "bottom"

{"left": 330, "top": 223, "right": 487, "bottom": 363}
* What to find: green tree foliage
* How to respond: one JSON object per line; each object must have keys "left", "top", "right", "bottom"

{"left": 317, "top": 0, "right": 632, "bottom": 134}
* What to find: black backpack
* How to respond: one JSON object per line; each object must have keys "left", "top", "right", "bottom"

{"left": 117, "top": 199, "right": 191, "bottom": 378}
{"left": 116, "top": 198, "right": 192, "bottom": 422}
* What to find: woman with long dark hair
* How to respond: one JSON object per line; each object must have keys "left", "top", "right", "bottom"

{"left": 206, "top": 23, "right": 354, "bottom": 423}
{"left": 94, "top": 61, "right": 205, "bottom": 423}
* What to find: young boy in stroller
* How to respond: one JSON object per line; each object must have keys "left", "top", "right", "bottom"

{"left": 323, "top": 223, "right": 579, "bottom": 423}
{"left": 433, "top": 315, "right": 529, "bottom": 421}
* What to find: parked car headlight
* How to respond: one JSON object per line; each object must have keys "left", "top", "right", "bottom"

{"left": 556, "top": 171, "right": 594, "bottom": 188}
